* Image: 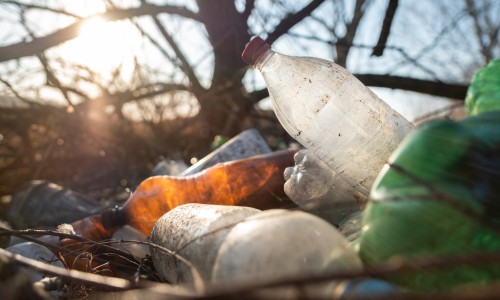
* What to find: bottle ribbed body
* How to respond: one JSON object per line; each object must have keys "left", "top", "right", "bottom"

{"left": 257, "top": 51, "right": 413, "bottom": 195}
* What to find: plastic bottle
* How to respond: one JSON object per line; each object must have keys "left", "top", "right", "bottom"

{"left": 150, "top": 157, "right": 188, "bottom": 176}
{"left": 212, "top": 209, "right": 363, "bottom": 286}
{"left": 181, "top": 128, "right": 272, "bottom": 176}
{"left": 69, "top": 149, "right": 296, "bottom": 240}
{"left": 8, "top": 180, "right": 109, "bottom": 229}
{"left": 242, "top": 37, "right": 414, "bottom": 195}
{"left": 283, "top": 149, "right": 367, "bottom": 225}
{"left": 150, "top": 203, "right": 261, "bottom": 286}
{"left": 338, "top": 210, "right": 364, "bottom": 245}
{"left": 6, "top": 242, "right": 64, "bottom": 283}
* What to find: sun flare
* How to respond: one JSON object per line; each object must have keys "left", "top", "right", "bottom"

{"left": 58, "top": 16, "right": 139, "bottom": 75}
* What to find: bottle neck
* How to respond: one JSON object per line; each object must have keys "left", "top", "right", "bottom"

{"left": 254, "top": 48, "right": 275, "bottom": 71}
{"left": 101, "top": 207, "right": 127, "bottom": 229}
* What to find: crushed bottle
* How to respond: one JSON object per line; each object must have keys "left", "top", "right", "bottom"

{"left": 284, "top": 150, "right": 367, "bottom": 225}
{"left": 338, "top": 210, "right": 364, "bottom": 245}
{"left": 8, "top": 180, "right": 109, "bottom": 229}
{"left": 6, "top": 242, "right": 64, "bottom": 283}
{"left": 181, "top": 128, "right": 272, "bottom": 176}
{"left": 150, "top": 157, "right": 188, "bottom": 176}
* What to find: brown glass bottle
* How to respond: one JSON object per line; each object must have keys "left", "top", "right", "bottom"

{"left": 70, "top": 149, "right": 296, "bottom": 240}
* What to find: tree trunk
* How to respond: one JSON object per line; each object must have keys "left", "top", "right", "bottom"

{"left": 196, "top": 0, "right": 254, "bottom": 137}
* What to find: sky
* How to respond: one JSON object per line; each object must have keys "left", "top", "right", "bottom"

{"left": 0, "top": 0, "right": 497, "bottom": 122}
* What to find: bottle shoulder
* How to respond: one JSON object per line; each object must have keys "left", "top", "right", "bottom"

{"left": 261, "top": 52, "right": 340, "bottom": 73}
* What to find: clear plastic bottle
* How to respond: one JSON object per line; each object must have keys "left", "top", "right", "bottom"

{"left": 283, "top": 149, "right": 367, "bottom": 225}
{"left": 242, "top": 37, "right": 414, "bottom": 195}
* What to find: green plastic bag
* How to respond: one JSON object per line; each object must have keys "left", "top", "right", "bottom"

{"left": 465, "top": 58, "right": 500, "bottom": 116}
{"left": 358, "top": 59, "right": 500, "bottom": 291}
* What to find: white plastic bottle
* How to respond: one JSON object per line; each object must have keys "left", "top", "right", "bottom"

{"left": 242, "top": 37, "right": 414, "bottom": 195}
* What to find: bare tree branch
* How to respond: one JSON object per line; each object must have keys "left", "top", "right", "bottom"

{"left": 242, "top": 0, "right": 255, "bottom": 21}
{"left": 131, "top": 20, "right": 179, "bottom": 69}
{"left": 0, "top": 247, "right": 133, "bottom": 291}
{"left": 151, "top": 16, "right": 204, "bottom": 93}
{"left": 267, "top": 0, "right": 326, "bottom": 43}
{"left": 465, "top": 0, "right": 499, "bottom": 63}
{"left": 3, "top": 0, "right": 83, "bottom": 19}
{"left": 354, "top": 74, "right": 467, "bottom": 100}
{"left": 0, "top": 3, "right": 200, "bottom": 63}
{"left": 0, "top": 76, "right": 38, "bottom": 106}
{"left": 76, "top": 83, "right": 189, "bottom": 111}
{"left": 336, "top": 0, "right": 367, "bottom": 66}
{"left": 250, "top": 73, "right": 467, "bottom": 103}
{"left": 37, "top": 53, "right": 76, "bottom": 110}
{"left": 372, "top": 0, "right": 399, "bottom": 57}
{"left": 413, "top": 102, "right": 465, "bottom": 124}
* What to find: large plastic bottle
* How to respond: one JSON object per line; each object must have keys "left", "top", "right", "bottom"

{"left": 69, "top": 149, "right": 296, "bottom": 240}
{"left": 212, "top": 209, "right": 363, "bottom": 285}
{"left": 242, "top": 37, "right": 413, "bottom": 195}
{"left": 150, "top": 203, "right": 261, "bottom": 286}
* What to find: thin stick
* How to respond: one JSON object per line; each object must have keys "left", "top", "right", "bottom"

{"left": 0, "top": 248, "right": 132, "bottom": 291}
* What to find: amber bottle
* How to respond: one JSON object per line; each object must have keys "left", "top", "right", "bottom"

{"left": 69, "top": 149, "right": 296, "bottom": 241}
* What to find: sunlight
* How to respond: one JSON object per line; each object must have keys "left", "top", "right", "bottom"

{"left": 57, "top": 16, "right": 140, "bottom": 76}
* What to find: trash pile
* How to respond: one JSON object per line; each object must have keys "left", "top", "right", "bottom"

{"left": 0, "top": 38, "right": 499, "bottom": 299}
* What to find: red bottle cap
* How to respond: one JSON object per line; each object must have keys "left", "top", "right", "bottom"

{"left": 242, "top": 36, "right": 271, "bottom": 66}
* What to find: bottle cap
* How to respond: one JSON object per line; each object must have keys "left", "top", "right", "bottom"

{"left": 242, "top": 36, "right": 271, "bottom": 66}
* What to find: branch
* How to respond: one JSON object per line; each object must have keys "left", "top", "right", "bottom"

{"left": 385, "top": 2, "right": 496, "bottom": 75}
{"left": 249, "top": 74, "right": 467, "bottom": 102}
{"left": 464, "top": 0, "right": 497, "bottom": 62}
{"left": 354, "top": 74, "right": 467, "bottom": 100}
{"left": 131, "top": 20, "right": 179, "bottom": 68}
{"left": 3, "top": 0, "right": 83, "bottom": 19}
{"left": 336, "top": 0, "right": 367, "bottom": 66}
{"left": 88, "top": 83, "right": 189, "bottom": 109}
{"left": 0, "top": 76, "right": 38, "bottom": 106}
{"left": 242, "top": 0, "right": 255, "bottom": 21}
{"left": 371, "top": 0, "right": 399, "bottom": 57}
{"left": 37, "top": 53, "right": 76, "bottom": 110}
{"left": 151, "top": 16, "right": 204, "bottom": 93}
{"left": 128, "top": 83, "right": 190, "bottom": 102}
{"left": 0, "top": 247, "right": 132, "bottom": 291}
{"left": 267, "top": 0, "right": 326, "bottom": 44}
{"left": 175, "top": 251, "right": 500, "bottom": 299}
{"left": 0, "top": 3, "right": 200, "bottom": 63}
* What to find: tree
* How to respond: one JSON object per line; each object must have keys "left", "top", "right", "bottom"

{"left": 0, "top": 0, "right": 498, "bottom": 196}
